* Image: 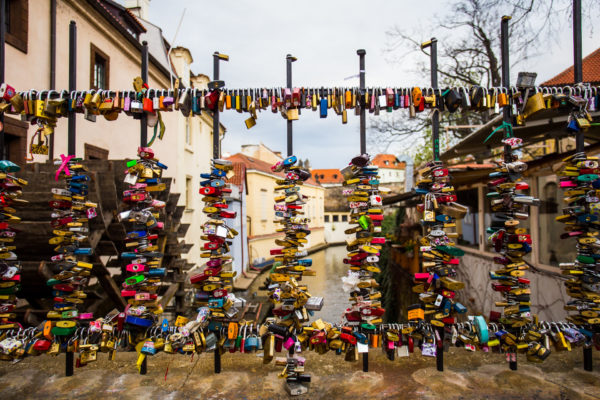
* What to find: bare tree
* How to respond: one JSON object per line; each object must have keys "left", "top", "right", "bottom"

{"left": 371, "top": 0, "right": 599, "bottom": 160}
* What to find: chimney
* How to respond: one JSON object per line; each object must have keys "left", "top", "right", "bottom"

{"left": 125, "top": 0, "right": 150, "bottom": 20}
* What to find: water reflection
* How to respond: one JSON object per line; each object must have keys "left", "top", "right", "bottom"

{"left": 244, "top": 245, "right": 349, "bottom": 323}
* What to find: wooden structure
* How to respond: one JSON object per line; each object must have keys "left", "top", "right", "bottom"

{"left": 14, "top": 160, "right": 193, "bottom": 325}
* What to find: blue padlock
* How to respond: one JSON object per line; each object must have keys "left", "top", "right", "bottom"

{"left": 320, "top": 98, "right": 327, "bottom": 118}
{"left": 453, "top": 302, "right": 467, "bottom": 314}
{"left": 298, "top": 259, "right": 312, "bottom": 266}
{"left": 148, "top": 268, "right": 166, "bottom": 277}
{"left": 74, "top": 248, "right": 93, "bottom": 255}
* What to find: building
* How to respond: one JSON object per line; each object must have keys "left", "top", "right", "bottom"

{"left": 3, "top": 0, "right": 223, "bottom": 271}
{"left": 312, "top": 168, "right": 352, "bottom": 244}
{"left": 225, "top": 161, "right": 249, "bottom": 278}
{"left": 371, "top": 154, "right": 406, "bottom": 194}
{"left": 227, "top": 144, "right": 325, "bottom": 266}
{"left": 386, "top": 47, "right": 600, "bottom": 322}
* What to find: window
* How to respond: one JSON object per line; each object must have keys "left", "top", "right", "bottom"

{"left": 320, "top": 174, "right": 324, "bottom": 179}
{"left": 341, "top": 215, "right": 348, "bottom": 222}
{"left": 5, "top": 0, "right": 27, "bottom": 53}
{"left": 456, "top": 188, "right": 479, "bottom": 248}
{"left": 90, "top": 44, "right": 110, "bottom": 90}
{"left": 3, "top": 117, "right": 27, "bottom": 165}
{"left": 260, "top": 189, "right": 267, "bottom": 221}
{"left": 84, "top": 143, "right": 109, "bottom": 160}
{"left": 538, "top": 175, "right": 574, "bottom": 266}
{"left": 185, "top": 118, "right": 191, "bottom": 145}
{"left": 333, "top": 174, "right": 337, "bottom": 179}
{"left": 384, "top": 160, "right": 389, "bottom": 165}
{"left": 333, "top": 215, "right": 339, "bottom": 222}
{"left": 185, "top": 176, "right": 192, "bottom": 210}
{"left": 324, "top": 215, "right": 330, "bottom": 223}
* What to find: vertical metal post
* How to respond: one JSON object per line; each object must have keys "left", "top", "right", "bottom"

{"left": 500, "top": 16, "right": 513, "bottom": 164}
{"left": 49, "top": 0, "right": 56, "bottom": 160}
{"left": 571, "top": 0, "right": 591, "bottom": 371}
{"left": 358, "top": 48, "right": 368, "bottom": 372}
{"left": 422, "top": 39, "right": 439, "bottom": 161}
{"left": 212, "top": 52, "right": 221, "bottom": 159}
{"left": 140, "top": 356, "right": 147, "bottom": 375}
{"left": 140, "top": 41, "right": 148, "bottom": 148}
{"left": 501, "top": 14, "right": 518, "bottom": 372}
{"left": 436, "top": 326, "right": 444, "bottom": 372}
{"left": 214, "top": 331, "right": 221, "bottom": 373}
{"left": 357, "top": 49, "right": 366, "bottom": 154}
{"left": 65, "top": 350, "right": 74, "bottom": 376}
{"left": 573, "top": 0, "right": 584, "bottom": 152}
{"left": 286, "top": 54, "right": 296, "bottom": 157}
{"left": 0, "top": 0, "right": 5, "bottom": 160}
{"left": 430, "top": 39, "right": 440, "bottom": 161}
{"left": 67, "top": 21, "right": 76, "bottom": 156}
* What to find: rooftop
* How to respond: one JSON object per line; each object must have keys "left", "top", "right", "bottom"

{"left": 542, "top": 47, "right": 600, "bottom": 86}
{"left": 311, "top": 169, "right": 344, "bottom": 185}
{"left": 372, "top": 154, "right": 406, "bottom": 170}
{"left": 226, "top": 153, "right": 321, "bottom": 187}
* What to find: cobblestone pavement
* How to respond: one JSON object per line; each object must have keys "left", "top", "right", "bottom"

{"left": 0, "top": 347, "right": 599, "bottom": 399}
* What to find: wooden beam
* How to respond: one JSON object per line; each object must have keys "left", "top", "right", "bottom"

{"left": 159, "top": 283, "right": 179, "bottom": 309}
{"left": 92, "top": 263, "right": 127, "bottom": 311}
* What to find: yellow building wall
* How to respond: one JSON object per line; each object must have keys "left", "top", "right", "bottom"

{"left": 5, "top": 0, "right": 216, "bottom": 269}
{"left": 245, "top": 170, "right": 325, "bottom": 264}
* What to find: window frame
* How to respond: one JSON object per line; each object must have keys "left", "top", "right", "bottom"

{"left": 5, "top": 0, "right": 28, "bottom": 54}
{"left": 90, "top": 43, "right": 110, "bottom": 90}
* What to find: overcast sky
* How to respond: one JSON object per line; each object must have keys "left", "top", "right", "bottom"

{"left": 145, "top": 0, "right": 600, "bottom": 169}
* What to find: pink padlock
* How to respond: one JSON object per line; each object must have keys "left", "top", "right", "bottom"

{"left": 121, "top": 289, "right": 136, "bottom": 297}
{"left": 126, "top": 263, "right": 145, "bottom": 273}
{"left": 283, "top": 337, "right": 295, "bottom": 350}
{"left": 560, "top": 180, "right": 577, "bottom": 188}
{"left": 78, "top": 312, "right": 93, "bottom": 320}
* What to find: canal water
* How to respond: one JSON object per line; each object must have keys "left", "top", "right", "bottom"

{"left": 244, "top": 244, "right": 350, "bottom": 323}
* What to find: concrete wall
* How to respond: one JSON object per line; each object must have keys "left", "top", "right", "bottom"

{"left": 323, "top": 211, "right": 352, "bottom": 244}
{"left": 455, "top": 248, "right": 570, "bottom": 322}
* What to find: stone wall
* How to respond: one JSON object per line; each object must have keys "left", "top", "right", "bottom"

{"left": 455, "top": 249, "right": 570, "bottom": 321}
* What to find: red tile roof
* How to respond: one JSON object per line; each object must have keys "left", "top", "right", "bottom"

{"left": 371, "top": 154, "right": 406, "bottom": 170}
{"left": 311, "top": 169, "right": 344, "bottom": 184}
{"left": 542, "top": 47, "right": 600, "bottom": 86}
{"left": 226, "top": 162, "right": 246, "bottom": 192}
{"left": 226, "top": 153, "right": 321, "bottom": 187}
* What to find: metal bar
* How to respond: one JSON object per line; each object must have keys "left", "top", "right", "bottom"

{"left": 436, "top": 326, "right": 444, "bottom": 372}
{"left": 501, "top": 16, "right": 512, "bottom": 164}
{"left": 0, "top": 0, "right": 6, "bottom": 160}
{"left": 49, "top": 0, "right": 56, "bottom": 160}
{"left": 501, "top": 15, "right": 518, "bottom": 372}
{"left": 357, "top": 49, "right": 366, "bottom": 154}
{"left": 214, "top": 332, "right": 221, "bottom": 373}
{"left": 430, "top": 39, "right": 440, "bottom": 161}
{"left": 213, "top": 52, "right": 220, "bottom": 159}
{"left": 140, "top": 356, "right": 147, "bottom": 375}
{"left": 573, "top": 0, "right": 584, "bottom": 152}
{"left": 140, "top": 41, "right": 148, "bottom": 147}
{"left": 65, "top": 350, "right": 74, "bottom": 376}
{"left": 67, "top": 21, "right": 76, "bottom": 156}
{"left": 286, "top": 54, "right": 294, "bottom": 156}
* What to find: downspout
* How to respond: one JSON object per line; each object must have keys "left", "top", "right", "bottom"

{"left": 49, "top": 0, "right": 56, "bottom": 160}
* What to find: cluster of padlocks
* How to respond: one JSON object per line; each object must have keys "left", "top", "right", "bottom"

{"left": 191, "top": 158, "right": 245, "bottom": 325}
{"left": 557, "top": 151, "right": 600, "bottom": 327}
{"left": 413, "top": 160, "right": 468, "bottom": 330}
{"left": 340, "top": 154, "right": 386, "bottom": 335}
{"left": 0, "top": 160, "right": 27, "bottom": 350}
{"left": 45, "top": 155, "right": 96, "bottom": 354}
{"left": 486, "top": 136, "right": 549, "bottom": 361}
{"left": 263, "top": 155, "right": 321, "bottom": 395}
{"left": 118, "top": 147, "right": 167, "bottom": 350}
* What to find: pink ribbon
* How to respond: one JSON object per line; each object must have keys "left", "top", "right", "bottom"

{"left": 55, "top": 154, "right": 74, "bottom": 181}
